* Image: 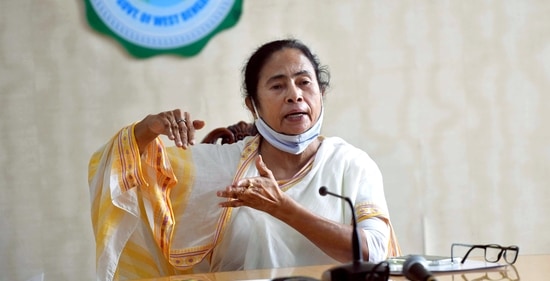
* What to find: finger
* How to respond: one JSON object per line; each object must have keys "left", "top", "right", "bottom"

{"left": 255, "top": 155, "right": 275, "bottom": 181}
{"left": 163, "top": 110, "right": 178, "bottom": 139}
{"left": 175, "top": 121, "right": 186, "bottom": 147}
{"left": 219, "top": 199, "right": 244, "bottom": 208}
{"left": 165, "top": 111, "right": 183, "bottom": 146}
{"left": 217, "top": 185, "right": 241, "bottom": 198}
{"left": 173, "top": 109, "right": 186, "bottom": 128}
{"left": 247, "top": 179, "right": 255, "bottom": 189}
{"left": 164, "top": 117, "right": 176, "bottom": 140}
{"left": 167, "top": 110, "right": 184, "bottom": 148}
{"left": 179, "top": 113, "right": 190, "bottom": 148}
{"left": 217, "top": 187, "right": 247, "bottom": 208}
{"left": 184, "top": 112, "right": 195, "bottom": 145}
{"left": 193, "top": 120, "right": 206, "bottom": 130}
{"left": 234, "top": 178, "right": 255, "bottom": 191}
{"left": 172, "top": 121, "right": 184, "bottom": 147}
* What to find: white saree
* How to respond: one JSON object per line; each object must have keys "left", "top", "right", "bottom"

{"left": 88, "top": 124, "right": 400, "bottom": 281}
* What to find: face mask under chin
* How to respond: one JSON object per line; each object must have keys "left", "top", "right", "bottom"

{"left": 252, "top": 101, "right": 324, "bottom": 154}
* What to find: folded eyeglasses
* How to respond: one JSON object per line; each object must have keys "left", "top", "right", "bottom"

{"left": 451, "top": 243, "right": 519, "bottom": 265}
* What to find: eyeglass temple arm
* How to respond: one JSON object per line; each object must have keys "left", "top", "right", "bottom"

{"left": 451, "top": 245, "right": 479, "bottom": 264}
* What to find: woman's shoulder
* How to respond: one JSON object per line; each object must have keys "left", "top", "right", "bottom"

{"left": 320, "top": 136, "right": 378, "bottom": 166}
{"left": 321, "top": 136, "right": 367, "bottom": 154}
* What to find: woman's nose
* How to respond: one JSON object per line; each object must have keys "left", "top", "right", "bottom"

{"left": 286, "top": 85, "right": 304, "bottom": 103}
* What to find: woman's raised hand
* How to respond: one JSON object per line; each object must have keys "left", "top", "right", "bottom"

{"left": 135, "top": 109, "right": 205, "bottom": 152}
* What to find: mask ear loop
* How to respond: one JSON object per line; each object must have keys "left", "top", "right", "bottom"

{"left": 251, "top": 99, "right": 260, "bottom": 120}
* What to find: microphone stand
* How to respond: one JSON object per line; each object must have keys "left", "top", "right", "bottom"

{"left": 319, "top": 187, "right": 389, "bottom": 281}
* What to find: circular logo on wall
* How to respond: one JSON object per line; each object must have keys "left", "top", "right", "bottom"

{"left": 84, "top": 0, "right": 243, "bottom": 58}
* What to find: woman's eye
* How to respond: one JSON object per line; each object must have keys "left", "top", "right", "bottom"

{"left": 300, "top": 79, "right": 312, "bottom": 86}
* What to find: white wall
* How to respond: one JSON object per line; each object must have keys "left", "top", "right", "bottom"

{"left": 1, "top": 1, "right": 549, "bottom": 280}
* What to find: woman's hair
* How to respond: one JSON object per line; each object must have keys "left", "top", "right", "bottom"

{"left": 242, "top": 39, "right": 330, "bottom": 103}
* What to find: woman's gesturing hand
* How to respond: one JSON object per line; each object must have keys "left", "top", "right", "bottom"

{"left": 135, "top": 109, "right": 205, "bottom": 152}
{"left": 217, "top": 155, "right": 289, "bottom": 216}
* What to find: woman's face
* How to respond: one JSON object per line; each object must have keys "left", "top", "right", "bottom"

{"left": 254, "top": 48, "right": 323, "bottom": 135}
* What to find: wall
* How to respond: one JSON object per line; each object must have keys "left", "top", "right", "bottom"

{"left": 1, "top": 1, "right": 549, "bottom": 280}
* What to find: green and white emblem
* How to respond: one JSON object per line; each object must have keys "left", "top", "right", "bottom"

{"left": 84, "top": 0, "right": 242, "bottom": 58}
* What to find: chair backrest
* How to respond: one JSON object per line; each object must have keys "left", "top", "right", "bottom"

{"left": 201, "top": 121, "right": 257, "bottom": 144}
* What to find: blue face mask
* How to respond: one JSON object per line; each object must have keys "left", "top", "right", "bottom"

{"left": 252, "top": 101, "right": 323, "bottom": 155}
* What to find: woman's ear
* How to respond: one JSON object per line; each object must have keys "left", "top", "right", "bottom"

{"left": 245, "top": 97, "right": 256, "bottom": 119}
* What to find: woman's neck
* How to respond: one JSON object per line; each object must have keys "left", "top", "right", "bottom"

{"left": 258, "top": 137, "right": 322, "bottom": 181}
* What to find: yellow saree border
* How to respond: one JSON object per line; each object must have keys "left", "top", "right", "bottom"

{"left": 356, "top": 202, "right": 402, "bottom": 257}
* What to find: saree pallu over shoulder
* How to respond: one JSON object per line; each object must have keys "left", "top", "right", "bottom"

{"left": 89, "top": 124, "right": 199, "bottom": 280}
{"left": 89, "top": 124, "right": 182, "bottom": 281}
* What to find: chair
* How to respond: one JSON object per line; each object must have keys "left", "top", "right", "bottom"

{"left": 201, "top": 121, "right": 257, "bottom": 144}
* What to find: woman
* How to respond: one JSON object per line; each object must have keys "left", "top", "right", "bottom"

{"left": 89, "top": 39, "right": 400, "bottom": 281}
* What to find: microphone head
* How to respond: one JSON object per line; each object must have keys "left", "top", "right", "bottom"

{"left": 402, "top": 255, "right": 433, "bottom": 281}
{"left": 319, "top": 186, "right": 328, "bottom": 196}
{"left": 402, "top": 255, "right": 427, "bottom": 271}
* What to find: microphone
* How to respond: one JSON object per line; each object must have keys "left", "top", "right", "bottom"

{"left": 402, "top": 255, "right": 437, "bottom": 281}
{"left": 318, "top": 186, "right": 389, "bottom": 281}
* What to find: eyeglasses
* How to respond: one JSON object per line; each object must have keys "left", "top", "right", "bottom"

{"left": 451, "top": 243, "right": 519, "bottom": 265}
